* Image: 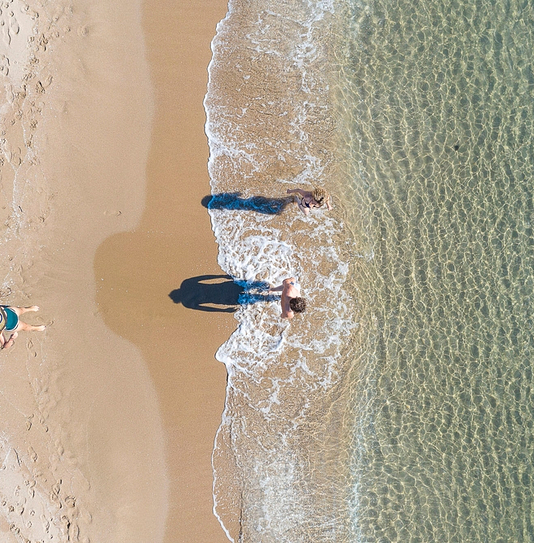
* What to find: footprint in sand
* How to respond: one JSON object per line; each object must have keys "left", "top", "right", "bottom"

{"left": 1, "top": 22, "right": 11, "bottom": 47}
{"left": 27, "top": 447, "right": 37, "bottom": 463}
{"left": 50, "top": 491, "right": 60, "bottom": 507}
{"left": 40, "top": 514, "right": 50, "bottom": 533}
{"left": 0, "top": 55, "right": 9, "bottom": 76}
{"left": 55, "top": 440, "right": 64, "bottom": 457}
{"left": 27, "top": 338, "right": 38, "bottom": 358}
{"left": 22, "top": 5, "right": 39, "bottom": 20}
{"left": 26, "top": 480, "right": 35, "bottom": 498}
{"left": 52, "top": 480, "right": 62, "bottom": 496}
{"left": 8, "top": 15, "right": 19, "bottom": 37}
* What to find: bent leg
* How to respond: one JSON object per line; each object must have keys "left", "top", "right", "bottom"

{"left": 8, "top": 307, "right": 43, "bottom": 332}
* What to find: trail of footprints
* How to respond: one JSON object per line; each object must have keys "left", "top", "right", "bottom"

{"left": 0, "top": 439, "right": 90, "bottom": 542}
{"left": 0, "top": 2, "right": 96, "bottom": 542}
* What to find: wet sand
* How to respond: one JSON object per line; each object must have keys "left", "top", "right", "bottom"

{"left": 95, "top": 0, "right": 234, "bottom": 540}
{"left": 95, "top": 0, "right": 235, "bottom": 542}
{"left": 0, "top": 0, "right": 232, "bottom": 541}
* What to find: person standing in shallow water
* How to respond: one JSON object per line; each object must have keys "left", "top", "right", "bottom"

{"left": 0, "top": 305, "right": 46, "bottom": 350}
{"left": 287, "top": 187, "right": 332, "bottom": 215}
{"left": 269, "top": 278, "right": 306, "bottom": 320}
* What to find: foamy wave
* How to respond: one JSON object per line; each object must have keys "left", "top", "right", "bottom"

{"left": 205, "top": 0, "right": 360, "bottom": 540}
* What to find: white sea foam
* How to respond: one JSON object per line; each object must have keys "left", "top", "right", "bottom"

{"left": 205, "top": 2, "right": 360, "bottom": 541}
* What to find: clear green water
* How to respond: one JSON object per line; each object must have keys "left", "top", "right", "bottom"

{"left": 340, "top": 0, "right": 534, "bottom": 540}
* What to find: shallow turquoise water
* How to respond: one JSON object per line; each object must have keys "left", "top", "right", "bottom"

{"left": 340, "top": 0, "right": 534, "bottom": 540}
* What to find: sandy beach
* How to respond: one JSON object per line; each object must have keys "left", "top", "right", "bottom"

{"left": 0, "top": 0, "right": 232, "bottom": 541}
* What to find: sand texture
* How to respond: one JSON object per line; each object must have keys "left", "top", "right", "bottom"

{"left": 0, "top": 0, "right": 232, "bottom": 541}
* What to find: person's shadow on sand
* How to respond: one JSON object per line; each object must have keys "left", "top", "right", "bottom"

{"left": 169, "top": 275, "right": 275, "bottom": 313}
{"left": 202, "top": 193, "right": 293, "bottom": 215}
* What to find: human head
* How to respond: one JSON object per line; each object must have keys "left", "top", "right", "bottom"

{"left": 312, "top": 187, "right": 329, "bottom": 207}
{"left": 289, "top": 297, "right": 306, "bottom": 313}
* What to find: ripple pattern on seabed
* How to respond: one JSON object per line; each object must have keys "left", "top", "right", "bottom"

{"left": 336, "top": 0, "right": 534, "bottom": 541}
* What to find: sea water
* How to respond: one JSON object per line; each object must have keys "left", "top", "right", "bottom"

{"left": 205, "top": 0, "right": 534, "bottom": 541}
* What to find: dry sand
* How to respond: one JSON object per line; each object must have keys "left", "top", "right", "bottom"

{"left": 0, "top": 0, "right": 233, "bottom": 542}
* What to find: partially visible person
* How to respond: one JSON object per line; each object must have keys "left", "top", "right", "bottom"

{"left": 269, "top": 277, "right": 306, "bottom": 319}
{"left": 0, "top": 305, "right": 45, "bottom": 350}
{"left": 286, "top": 187, "right": 332, "bottom": 215}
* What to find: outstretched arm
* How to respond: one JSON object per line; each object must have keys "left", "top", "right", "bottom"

{"left": 269, "top": 284, "right": 284, "bottom": 292}
{"left": 269, "top": 278, "right": 295, "bottom": 293}
{"left": 286, "top": 188, "right": 309, "bottom": 197}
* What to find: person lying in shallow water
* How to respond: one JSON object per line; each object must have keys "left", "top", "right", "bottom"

{"left": 269, "top": 278, "right": 306, "bottom": 320}
{"left": 286, "top": 187, "right": 332, "bottom": 215}
{"left": 0, "top": 305, "right": 46, "bottom": 350}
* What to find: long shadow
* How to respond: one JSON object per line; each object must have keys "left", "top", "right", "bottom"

{"left": 202, "top": 193, "right": 293, "bottom": 215}
{"left": 169, "top": 275, "right": 276, "bottom": 312}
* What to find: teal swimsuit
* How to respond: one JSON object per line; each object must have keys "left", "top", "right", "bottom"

{"left": 0, "top": 307, "right": 19, "bottom": 331}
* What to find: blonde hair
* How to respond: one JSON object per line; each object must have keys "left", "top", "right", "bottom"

{"left": 312, "top": 187, "right": 329, "bottom": 206}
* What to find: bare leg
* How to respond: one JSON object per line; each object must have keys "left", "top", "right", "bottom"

{"left": 7, "top": 307, "right": 44, "bottom": 332}
{"left": 297, "top": 201, "right": 310, "bottom": 215}
{"left": 292, "top": 194, "right": 310, "bottom": 215}
{"left": 10, "top": 305, "right": 39, "bottom": 316}
{"left": 17, "top": 322, "right": 45, "bottom": 332}
{"left": 269, "top": 284, "right": 284, "bottom": 292}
